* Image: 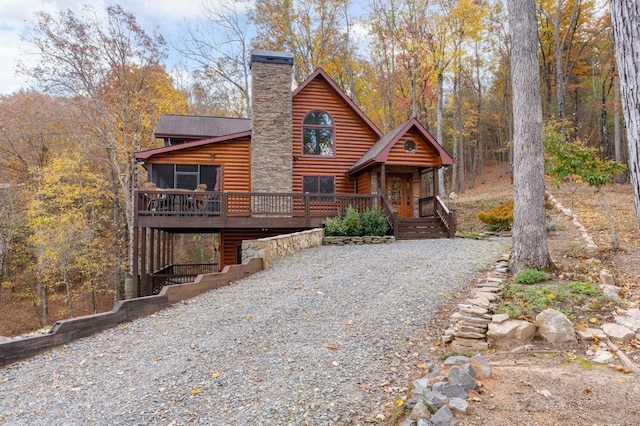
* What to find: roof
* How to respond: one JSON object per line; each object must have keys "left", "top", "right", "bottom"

{"left": 348, "top": 118, "right": 453, "bottom": 176}
{"left": 135, "top": 131, "right": 251, "bottom": 160}
{"left": 293, "top": 68, "right": 384, "bottom": 139}
{"left": 155, "top": 114, "right": 251, "bottom": 140}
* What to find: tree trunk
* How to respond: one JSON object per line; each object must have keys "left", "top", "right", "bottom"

{"left": 610, "top": 1, "right": 640, "bottom": 232}
{"left": 437, "top": 72, "right": 446, "bottom": 196}
{"left": 614, "top": 77, "right": 625, "bottom": 184}
{"left": 599, "top": 188, "right": 619, "bottom": 249}
{"left": 508, "top": 0, "right": 553, "bottom": 272}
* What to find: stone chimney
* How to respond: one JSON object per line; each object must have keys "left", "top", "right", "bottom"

{"left": 250, "top": 50, "right": 294, "bottom": 193}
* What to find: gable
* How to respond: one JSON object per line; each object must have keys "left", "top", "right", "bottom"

{"left": 347, "top": 118, "right": 453, "bottom": 176}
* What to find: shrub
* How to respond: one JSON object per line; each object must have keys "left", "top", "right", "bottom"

{"left": 514, "top": 268, "right": 550, "bottom": 284}
{"left": 342, "top": 206, "right": 363, "bottom": 236}
{"left": 324, "top": 215, "right": 346, "bottom": 236}
{"left": 363, "top": 207, "right": 389, "bottom": 236}
{"left": 568, "top": 281, "right": 600, "bottom": 296}
{"left": 477, "top": 200, "right": 514, "bottom": 231}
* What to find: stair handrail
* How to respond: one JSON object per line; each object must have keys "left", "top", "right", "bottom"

{"left": 435, "top": 195, "right": 456, "bottom": 238}
{"left": 380, "top": 194, "right": 398, "bottom": 237}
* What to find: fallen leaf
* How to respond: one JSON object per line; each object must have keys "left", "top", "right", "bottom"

{"left": 396, "top": 398, "right": 405, "bottom": 406}
{"left": 247, "top": 315, "right": 253, "bottom": 322}
{"left": 155, "top": 356, "right": 163, "bottom": 361}
{"left": 326, "top": 344, "right": 338, "bottom": 350}
{"left": 189, "top": 342, "right": 197, "bottom": 349}
{"left": 211, "top": 371, "right": 220, "bottom": 379}
{"left": 584, "top": 388, "right": 592, "bottom": 393}
{"left": 191, "top": 387, "right": 201, "bottom": 395}
{"left": 588, "top": 317, "right": 597, "bottom": 323}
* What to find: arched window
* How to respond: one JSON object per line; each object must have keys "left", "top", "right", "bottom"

{"left": 302, "top": 110, "right": 335, "bottom": 156}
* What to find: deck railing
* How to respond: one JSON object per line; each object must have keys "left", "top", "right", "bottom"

{"left": 136, "top": 190, "right": 383, "bottom": 223}
{"left": 148, "top": 263, "right": 219, "bottom": 295}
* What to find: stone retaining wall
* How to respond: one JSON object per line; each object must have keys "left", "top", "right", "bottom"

{"left": 241, "top": 228, "right": 325, "bottom": 269}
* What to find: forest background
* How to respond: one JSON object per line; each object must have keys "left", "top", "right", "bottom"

{"left": 0, "top": 0, "right": 627, "bottom": 336}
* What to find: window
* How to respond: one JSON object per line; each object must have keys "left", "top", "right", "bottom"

{"left": 303, "top": 176, "right": 335, "bottom": 201}
{"left": 149, "top": 164, "right": 221, "bottom": 190}
{"left": 303, "top": 110, "right": 335, "bottom": 156}
{"left": 404, "top": 139, "right": 417, "bottom": 154}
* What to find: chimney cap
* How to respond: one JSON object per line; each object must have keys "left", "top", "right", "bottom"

{"left": 250, "top": 50, "right": 294, "bottom": 66}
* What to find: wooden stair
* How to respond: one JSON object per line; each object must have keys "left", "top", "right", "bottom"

{"left": 395, "top": 217, "right": 450, "bottom": 240}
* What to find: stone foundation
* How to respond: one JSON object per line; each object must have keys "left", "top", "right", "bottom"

{"left": 241, "top": 228, "right": 325, "bottom": 269}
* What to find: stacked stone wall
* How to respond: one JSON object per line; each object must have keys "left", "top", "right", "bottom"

{"left": 241, "top": 229, "right": 325, "bottom": 269}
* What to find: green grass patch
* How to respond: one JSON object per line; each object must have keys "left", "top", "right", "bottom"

{"left": 514, "top": 268, "right": 550, "bottom": 284}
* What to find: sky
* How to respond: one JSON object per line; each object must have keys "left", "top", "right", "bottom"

{"left": 0, "top": 0, "right": 208, "bottom": 96}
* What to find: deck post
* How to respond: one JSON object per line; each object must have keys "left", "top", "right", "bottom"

{"left": 222, "top": 192, "right": 228, "bottom": 225}
{"left": 304, "top": 192, "right": 310, "bottom": 227}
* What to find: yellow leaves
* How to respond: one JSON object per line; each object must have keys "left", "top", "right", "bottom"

{"left": 575, "top": 322, "right": 587, "bottom": 332}
{"left": 588, "top": 318, "right": 598, "bottom": 324}
{"left": 191, "top": 387, "right": 201, "bottom": 395}
{"left": 154, "top": 355, "right": 163, "bottom": 361}
{"left": 547, "top": 293, "right": 556, "bottom": 299}
{"left": 211, "top": 371, "right": 220, "bottom": 379}
{"left": 247, "top": 315, "right": 253, "bottom": 322}
{"left": 396, "top": 397, "right": 405, "bottom": 406}
{"left": 326, "top": 344, "right": 339, "bottom": 350}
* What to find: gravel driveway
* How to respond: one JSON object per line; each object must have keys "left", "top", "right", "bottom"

{"left": 1, "top": 238, "right": 509, "bottom": 425}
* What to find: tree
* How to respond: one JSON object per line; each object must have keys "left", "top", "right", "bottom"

{"left": 609, "top": 1, "right": 640, "bottom": 233}
{"left": 544, "top": 124, "right": 626, "bottom": 248}
{"left": 27, "top": 152, "right": 112, "bottom": 324}
{"left": 21, "top": 5, "right": 187, "bottom": 281}
{"left": 179, "top": 0, "right": 253, "bottom": 117}
{"left": 508, "top": 0, "right": 553, "bottom": 272}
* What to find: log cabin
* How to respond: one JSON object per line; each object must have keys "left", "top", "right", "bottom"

{"left": 133, "top": 50, "right": 454, "bottom": 296}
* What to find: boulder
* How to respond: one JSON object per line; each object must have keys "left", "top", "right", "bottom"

{"left": 600, "top": 269, "right": 615, "bottom": 286}
{"left": 535, "top": 308, "right": 577, "bottom": 346}
{"left": 487, "top": 319, "right": 537, "bottom": 348}
{"left": 602, "top": 323, "right": 636, "bottom": 342}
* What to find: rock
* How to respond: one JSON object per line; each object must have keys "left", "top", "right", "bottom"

{"left": 458, "top": 324, "right": 488, "bottom": 334}
{"left": 430, "top": 405, "right": 457, "bottom": 426}
{"left": 614, "top": 315, "right": 640, "bottom": 332}
{"left": 600, "top": 284, "right": 622, "bottom": 300}
{"left": 404, "top": 419, "right": 418, "bottom": 426}
{"left": 600, "top": 269, "right": 615, "bottom": 286}
{"left": 576, "top": 327, "right": 607, "bottom": 342}
{"left": 535, "top": 308, "right": 577, "bottom": 346}
{"left": 487, "top": 320, "right": 537, "bottom": 348}
{"left": 413, "top": 377, "right": 430, "bottom": 390}
{"left": 463, "top": 363, "right": 477, "bottom": 378}
{"left": 449, "top": 397, "right": 469, "bottom": 413}
{"left": 417, "top": 419, "right": 434, "bottom": 426}
{"left": 451, "top": 337, "right": 489, "bottom": 352}
{"left": 409, "top": 400, "right": 433, "bottom": 420}
{"left": 619, "top": 308, "right": 640, "bottom": 320}
{"left": 451, "top": 312, "right": 492, "bottom": 325}
{"left": 460, "top": 307, "right": 489, "bottom": 316}
{"left": 449, "top": 192, "right": 458, "bottom": 200}
{"left": 447, "top": 365, "right": 477, "bottom": 391}
{"left": 443, "top": 355, "right": 470, "bottom": 365}
{"left": 601, "top": 323, "right": 636, "bottom": 342}
{"left": 471, "top": 354, "right": 492, "bottom": 378}
{"left": 455, "top": 331, "right": 486, "bottom": 339}
{"left": 592, "top": 349, "right": 615, "bottom": 364}
{"left": 441, "top": 383, "right": 468, "bottom": 399}
{"left": 491, "top": 313, "right": 510, "bottom": 324}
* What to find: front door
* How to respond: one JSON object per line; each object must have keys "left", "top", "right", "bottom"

{"left": 386, "top": 173, "right": 413, "bottom": 218}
